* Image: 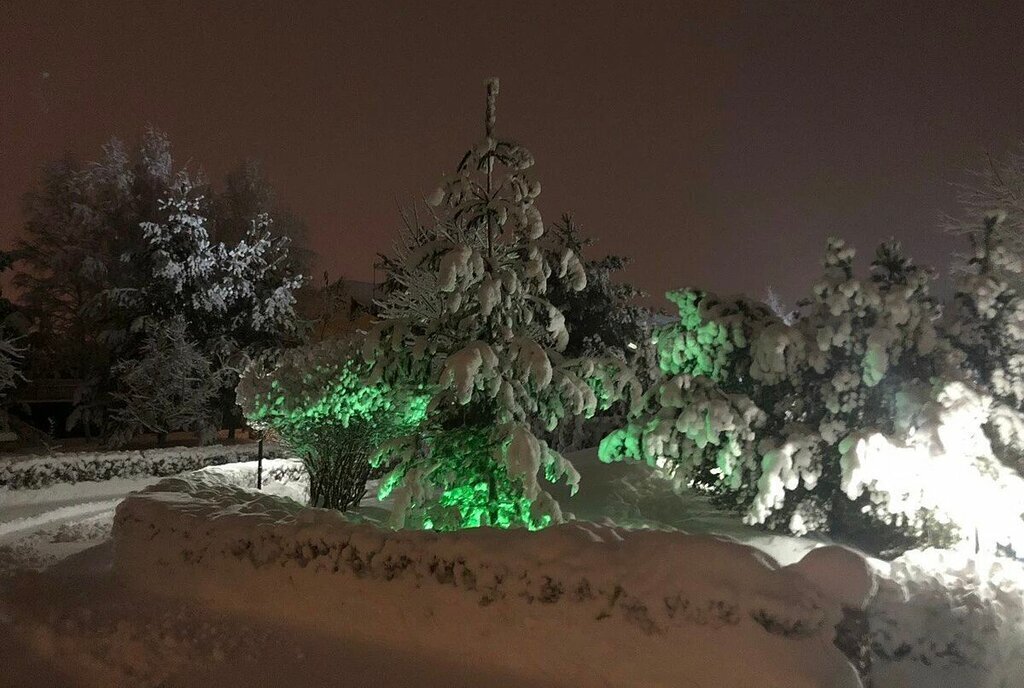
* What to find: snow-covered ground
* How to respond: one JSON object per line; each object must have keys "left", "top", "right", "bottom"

{"left": 0, "top": 455, "right": 301, "bottom": 576}
{"left": 2, "top": 449, "right": 1023, "bottom": 687}
{"left": 0, "top": 476, "right": 159, "bottom": 576}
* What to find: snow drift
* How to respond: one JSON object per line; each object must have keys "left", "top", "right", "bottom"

{"left": 112, "top": 466, "right": 868, "bottom": 687}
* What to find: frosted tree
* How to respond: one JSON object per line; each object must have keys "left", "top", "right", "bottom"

{"left": 602, "top": 238, "right": 1024, "bottom": 556}
{"left": 0, "top": 330, "right": 25, "bottom": 435}
{"left": 763, "top": 286, "right": 795, "bottom": 325}
{"left": 943, "top": 146, "right": 1024, "bottom": 472}
{"left": 365, "top": 79, "right": 636, "bottom": 529}
{"left": 16, "top": 130, "right": 178, "bottom": 435}
{"left": 108, "top": 176, "right": 304, "bottom": 441}
{"left": 946, "top": 144, "right": 1024, "bottom": 291}
{"left": 109, "top": 319, "right": 221, "bottom": 446}
{"left": 0, "top": 250, "right": 25, "bottom": 400}
{"left": 17, "top": 129, "right": 306, "bottom": 442}
{"left": 542, "top": 214, "right": 651, "bottom": 360}
{"left": 538, "top": 214, "right": 653, "bottom": 450}
{"left": 945, "top": 212, "right": 1024, "bottom": 472}
{"left": 113, "top": 176, "right": 304, "bottom": 347}
{"left": 211, "top": 159, "right": 313, "bottom": 274}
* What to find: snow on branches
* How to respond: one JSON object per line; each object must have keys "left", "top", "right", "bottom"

{"left": 603, "top": 237, "right": 1024, "bottom": 556}
{"left": 109, "top": 318, "right": 223, "bottom": 446}
{"left": 365, "top": 80, "right": 637, "bottom": 530}
{"left": 133, "top": 179, "right": 303, "bottom": 341}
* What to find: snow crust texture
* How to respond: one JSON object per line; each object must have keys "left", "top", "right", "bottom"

{"left": 866, "top": 549, "right": 1024, "bottom": 687}
{"left": 112, "top": 467, "right": 865, "bottom": 687}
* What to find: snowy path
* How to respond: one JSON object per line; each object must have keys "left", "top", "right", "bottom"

{"left": 0, "top": 477, "right": 160, "bottom": 523}
{"left": 0, "top": 478, "right": 161, "bottom": 576}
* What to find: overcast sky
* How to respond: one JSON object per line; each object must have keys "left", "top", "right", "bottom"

{"left": 3, "top": 1, "right": 1024, "bottom": 306}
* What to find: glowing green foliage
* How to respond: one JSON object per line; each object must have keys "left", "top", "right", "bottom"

{"left": 240, "top": 337, "right": 427, "bottom": 447}
{"left": 238, "top": 336, "right": 428, "bottom": 509}
{"left": 372, "top": 426, "right": 552, "bottom": 530}
{"left": 657, "top": 290, "right": 743, "bottom": 380}
{"left": 602, "top": 240, "right": 1024, "bottom": 557}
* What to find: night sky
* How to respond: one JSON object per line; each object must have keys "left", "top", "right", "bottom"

{"left": 3, "top": 1, "right": 1024, "bottom": 306}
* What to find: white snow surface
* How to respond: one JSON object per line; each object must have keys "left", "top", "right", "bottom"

{"left": 3, "top": 450, "right": 1024, "bottom": 687}
{"left": 109, "top": 465, "right": 866, "bottom": 688}
{"left": 0, "top": 458, "right": 301, "bottom": 577}
{"left": 866, "top": 549, "right": 1024, "bottom": 687}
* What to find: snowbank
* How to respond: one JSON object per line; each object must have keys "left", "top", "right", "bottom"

{"left": 866, "top": 549, "right": 1024, "bottom": 687}
{"left": 113, "top": 468, "right": 866, "bottom": 687}
{"left": 0, "top": 443, "right": 285, "bottom": 490}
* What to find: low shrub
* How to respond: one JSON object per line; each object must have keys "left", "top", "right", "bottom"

{"left": 237, "top": 336, "right": 427, "bottom": 511}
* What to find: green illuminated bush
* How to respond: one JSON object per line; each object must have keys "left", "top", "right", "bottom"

{"left": 238, "top": 336, "right": 427, "bottom": 510}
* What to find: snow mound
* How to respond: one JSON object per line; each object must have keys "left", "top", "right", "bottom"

{"left": 113, "top": 468, "right": 866, "bottom": 687}
{"left": 867, "top": 549, "right": 1024, "bottom": 687}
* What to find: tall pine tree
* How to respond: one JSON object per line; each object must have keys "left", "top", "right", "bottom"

{"left": 365, "top": 79, "right": 635, "bottom": 529}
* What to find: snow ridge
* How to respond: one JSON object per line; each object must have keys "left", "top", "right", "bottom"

{"left": 112, "top": 468, "right": 865, "bottom": 687}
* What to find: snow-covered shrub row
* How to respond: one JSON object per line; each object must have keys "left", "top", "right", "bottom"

{"left": 0, "top": 443, "right": 284, "bottom": 491}
{"left": 112, "top": 470, "right": 866, "bottom": 687}
{"left": 602, "top": 238, "right": 1024, "bottom": 555}
{"left": 866, "top": 549, "right": 1024, "bottom": 687}
{"left": 193, "top": 458, "right": 309, "bottom": 504}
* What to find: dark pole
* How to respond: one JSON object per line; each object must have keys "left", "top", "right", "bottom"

{"left": 256, "top": 434, "right": 264, "bottom": 490}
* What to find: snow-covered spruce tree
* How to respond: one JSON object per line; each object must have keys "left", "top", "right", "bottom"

{"left": 537, "top": 214, "right": 654, "bottom": 451}
{"left": 602, "top": 238, "right": 1024, "bottom": 556}
{"left": 542, "top": 214, "right": 651, "bottom": 361}
{"left": 237, "top": 336, "right": 427, "bottom": 510}
{"left": 365, "top": 79, "right": 635, "bottom": 530}
{"left": 109, "top": 318, "right": 222, "bottom": 446}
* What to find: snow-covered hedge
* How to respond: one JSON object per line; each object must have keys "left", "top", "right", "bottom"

{"left": 112, "top": 469, "right": 867, "bottom": 687}
{"left": 0, "top": 443, "right": 285, "bottom": 491}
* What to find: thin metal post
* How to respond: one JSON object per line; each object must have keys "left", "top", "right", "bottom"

{"left": 256, "top": 436, "right": 264, "bottom": 490}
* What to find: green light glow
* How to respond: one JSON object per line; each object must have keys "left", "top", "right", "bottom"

{"left": 243, "top": 353, "right": 429, "bottom": 511}
{"left": 657, "top": 290, "right": 737, "bottom": 379}
{"left": 399, "top": 428, "right": 549, "bottom": 531}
